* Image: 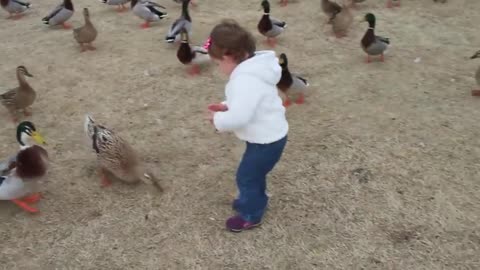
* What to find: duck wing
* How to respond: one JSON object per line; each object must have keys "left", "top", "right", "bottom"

{"left": 42, "top": 3, "right": 64, "bottom": 22}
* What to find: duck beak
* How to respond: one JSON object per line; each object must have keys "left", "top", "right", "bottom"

{"left": 31, "top": 131, "right": 47, "bottom": 145}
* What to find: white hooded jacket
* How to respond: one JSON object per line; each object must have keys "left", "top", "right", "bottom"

{"left": 213, "top": 51, "right": 289, "bottom": 144}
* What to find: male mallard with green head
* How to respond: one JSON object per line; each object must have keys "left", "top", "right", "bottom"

{"left": 0, "top": 121, "right": 48, "bottom": 213}
{"left": 257, "top": 0, "right": 286, "bottom": 47}
{"left": 361, "top": 13, "right": 390, "bottom": 63}
{"left": 1, "top": 0, "right": 30, "bottom": 19}
{"left": 277, "top": 53, "right": 309, "bottom": 107}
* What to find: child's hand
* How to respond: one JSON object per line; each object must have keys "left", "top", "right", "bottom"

{"left": 208, "top": 103, "right": 228, "bottom": 112}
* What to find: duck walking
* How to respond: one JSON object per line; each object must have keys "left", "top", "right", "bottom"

{"left": 277, "top": 53, "right": 309, "bottom": 107}
{"left": 165, "top": 0, "right": 191, "bottom": 43}
{"left": 177, "top": 28, "right": 210, "bottom": 76}
{"left": 331, "top": 3, "right": 352, "bottom": 38}
{"left": 84, "top": 115, "right": 163, "bottom": 191}
{"left": 131, "top": 0, "right": 167, "bottom": 29}
{"left": 321, "top": 0, "right": 341, "bottom": 24}
{"left": 0, "top": 66, "right": 36, "bottom": 122}
{"left": 100, "top": 0, "right": 130, "bottom": 12}
{"left": 1, "top": 0, "right": 31, "bottom": 19}
{"left": 42, "top": 0, "right": 74, "bottom": 29}
{"left": 0, "top": 121, "right": 48, "bottom": 213}
{"left": 73, "top": 8, "right": 98, "bottom": 52}
{"left": 361, "top": 13, "right": 390, "bottom": 63}
{"left": 257, "top": 0, "right": 286, "bottom": 47}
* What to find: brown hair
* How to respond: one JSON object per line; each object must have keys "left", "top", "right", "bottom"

{"left": 208, "top": 19, "right": 256, "bottom": 63}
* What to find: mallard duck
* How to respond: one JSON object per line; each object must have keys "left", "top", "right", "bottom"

{"left": 470, "top": 50, "right": 480, "bottom": 96}
{"left": 0, "top": 66, "right": 36, "bottom": 122}
{"left": 361, "top": 13, "right": 390, "bottom": 63}
{"left": 321, "top": 0, "right": 341, "bottom": 24}
{"left": 165, "top": 0, "right": 191, "bottom": 43}
{"left": 331, "top": 3, "right": 352, "bottom": 38}
{"left": 100, "top": 0, "right": 130, "bottom": 12}
{"left": 177, "top": 28, "right": 210, "bottom": 76}
{"left": 1, "top": 0, "right": 30, "bottom": 19}
{"left": 131, "top": 0, "right": 167, "bottom": 29}
{"left": 257, "top": 0, "right": 287, "bottom": 47}
{"left": 42, "top": 0, "right": 74, "bottom": 29}
{"left": 73, "top": 8, "right": 97, "bottom": 52}
{"left": 386, "top": 0, "right": 400, "bottom": 8}
{"left": 277, "top": 53, "right": 309, "bottom": 107}
{"left": 84, "top": 115, "right": 163, "bottom": 191}
{"left": 0, "top": 121, "right": 48, "bottom": 213}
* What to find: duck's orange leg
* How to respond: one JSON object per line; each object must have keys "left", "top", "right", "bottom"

{"left": 283, "top": 98, "right": 291, "bottom": 107}
{"left": 22, "top": 193, "right": 41, "bottom": 204}
{"left": 295, "top": 94, "right": 305, "bottom": 104}
{"left": 98, "top": 169, "right": 112, "bottom": 187}
{"left": 140, "top": 21, "right": 150, "bottom": 29}
{"left": 11, "top": 199, "right": 39, "bottom": 213}
{"left": 187, "top": 65, "right": 201, "bottom": 76}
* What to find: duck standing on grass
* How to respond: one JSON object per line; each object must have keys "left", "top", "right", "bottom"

{"left": 165, "top": 0, "right": 191, "bottom": 44}
{"left": 73, "top": 8, "right": 98, "bottom": 52}
{"left": 1, "top": 0, "right": 30, "bottom": 19}
{"left": 177, "top": 28, "right": 210, "bottom": 76}
{"left": 277, "top": 53, "right": 309, "bottom": 107}
{"left": 321, "top": 0, "right": 341, "bottom": 24}
{"left": 100, "top": 0, "right": 131, "bottom": 12}
{"left": 84, "top": 115, "right": 163, "bottom": 191}
{"left": 257, "top": 0, "right": 287, "bottom": 47}
{"left": 0, "top": 66, "right": 36, "bottom": 122}
{"left": 131, "top": 0, "right": 167, "bottom": 29}
{"left": 42, "top": 0, "right": 74, "bottom": 29}
{"left": 361, "top": 13, "right": 390, "bottom": 63}
{"left": 0, "top": 121, "right": 48, "bottom": 214}
{"left": 469, "top": 50, "right": 480, "bottom": 96}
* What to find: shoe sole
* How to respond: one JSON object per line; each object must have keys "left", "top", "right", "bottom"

{"left": 228, "top": 222, "right": 262, "bottom": 233}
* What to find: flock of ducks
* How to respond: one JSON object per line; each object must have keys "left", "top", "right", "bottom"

{"left": 0, "top": 0, "right": 468, "bottom": 214}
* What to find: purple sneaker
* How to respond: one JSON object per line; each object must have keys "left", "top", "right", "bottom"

{"left": 226, "top": 215, "right": 262, "bottom": 232}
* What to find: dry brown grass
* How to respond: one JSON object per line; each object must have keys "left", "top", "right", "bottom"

{"left": 1, "top": 0, "right": 480, "bottom": 269}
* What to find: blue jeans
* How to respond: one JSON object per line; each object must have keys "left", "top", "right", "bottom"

{"left": 235, "top": 135, "right": 287, "bottom": 222}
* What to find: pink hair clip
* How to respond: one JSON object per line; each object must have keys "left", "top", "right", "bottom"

{"left": 203, "top": 36, "right": 212, "bottom": 50}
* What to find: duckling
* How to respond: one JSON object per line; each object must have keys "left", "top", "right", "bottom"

{"left": 0, "top": 66, "right": 36, "bottom": 122}
{"left": 100, "top": 0, "right": 130, "bottom": 12}
{"left": 331, "top": 3, "right": 353, "bottom": 38}
{"left": 361, "top": 13, "right": 390, "bottom": 63}
{"left": 165, "top": 0, "right": 191, "bottom": 43}
{"left": 386, "top": 0, "right": 400, "bottom": 8}
{"left": 131, "top": 0, "right": 167, "bottom": 29}
{"left": 257, "top": 0, "right": 287, "bottom": 47}
{"left": 1, "top": 0, "right": 30, "bottom": 19}
{"left": 321, "top": 0, "right": 341, "bottom": 24}
{"left": 0, "top": 121, "right": 48, "bottom": 213}
{"left": 73, "top": 8, "right": 97, "bottom": 52}
{"left": 84, "top": 115, "right": 163, "bottom": 191}
{"left": 277, "top": 53, "right": 309, "bottom": 107}
{"left": 177, "top": 28, "right": 210, "bottom": 76}
{"left": 42, "top": 0, "right": 74, "bottom": 29}
{"left": 469, "top": 50, "right": 480, "bottom": 96}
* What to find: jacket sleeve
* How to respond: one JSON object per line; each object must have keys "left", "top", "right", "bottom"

{"left": 213, "top": 75, "right": 265, "bottom": 132}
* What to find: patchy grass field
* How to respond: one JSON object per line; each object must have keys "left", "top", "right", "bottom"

{"left": 1, "top": 0, "right": 479, "bottom": 269}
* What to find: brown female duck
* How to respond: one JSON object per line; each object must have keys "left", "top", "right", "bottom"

{"left": 0, "top": 66, "right": 36, "bottom": 122}
{"left": 73, "top": 8, "right": 97, "bottom": 52}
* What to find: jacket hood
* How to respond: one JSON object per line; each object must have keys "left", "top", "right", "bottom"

{"left": 230, "top": 50, "right": 281, "bottom": 85}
